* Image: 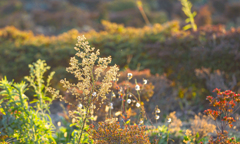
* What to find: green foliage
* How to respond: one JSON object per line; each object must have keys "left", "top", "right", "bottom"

{"left": 183, "top": 131, "right": 208, "bottom": 144}
{"left": 0, "top": 58, "right": 97, "bottom": 143}
{"left": 148, "top": 125, "right": 179, "bottom": 144}
{"left": 54, "top": 116, "right": 91, "bottom": 144}
{"left": 180, "top": 0, "right": 197, "bottom": 31}
{"left": 0, "top": 77, "right": 56, "bottom": 143}
{"left": 148, "top": 125, "right": 169, "bottom": 144}
{"left": 0, "top": 60, "right": 56, "bottom": 143}
{"left": 70, "top": 118, "right": 92, "bottom": 144}
{"left": 24, "top": 59, "right": 55, "bottom": 112}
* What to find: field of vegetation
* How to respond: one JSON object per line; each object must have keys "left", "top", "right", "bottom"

{"left": 1, "top": 0, "right": 240, "bottom": 143}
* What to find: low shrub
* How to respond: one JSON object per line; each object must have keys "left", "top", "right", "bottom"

{"left": 204, "top": 88, "right": 240, "bottom": 143}
{"left": 88, "top": 121, "right": 150, "bottom": 144}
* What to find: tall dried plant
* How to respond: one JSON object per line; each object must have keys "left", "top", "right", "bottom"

{"left": 48, "top": 35, "right": 119, "bottom": 143}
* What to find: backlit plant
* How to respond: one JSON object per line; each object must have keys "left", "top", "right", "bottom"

{"left": 204, "top": 88, "right": 240, "bottom": 143}
{"left": 0, "top": 60, "right": 56, "bottom": 143}
{"left": 183, "top": 113, "right": 216, "bottom": 144}
{"left": 48, "top": 35, "right": 119, "bottom": 143}
{"left": 180, "top": 0, "right": 197, "bottom": 31}
{"left": 116, "top": 75, "right": 148, "bottom": 124}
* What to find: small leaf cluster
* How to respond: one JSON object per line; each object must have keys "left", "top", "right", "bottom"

{"left": 204, "top": 88, "right": 240, "bottom": 143}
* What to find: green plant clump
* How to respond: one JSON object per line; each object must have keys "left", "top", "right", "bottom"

{"left": 0, "top": 60, "right": 56, "bottom": 143}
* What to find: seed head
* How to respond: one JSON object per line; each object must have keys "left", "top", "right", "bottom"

{"left": 110, "top": 103, "right": 113, "bottom": 109}
{"left": 127, "top": 99, "right": 131, "bottom": 104}
{"left": 127, "top": 73, "right": 133, "bottom": 80}
{"left": 143, "top": 79, "right": 147, "bottom": 84}
{"left": 135, "top": 85, "right": 140, "bottom": 91}
{"left": 92, "top": 92, "right": 97, "bottom": 97}
{"left": 136, "top": 102, "right": 140, "bottom": 107}
{"left": 78, "top": 103, "right": 83, "bottom": 108}
{"left": 168, "top": 118, "right": 171, "bottom": 123}
{"left": 156, "top": 108, "right": 160, "bottom": 113}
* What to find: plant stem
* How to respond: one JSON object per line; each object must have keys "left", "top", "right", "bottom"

{"left": 58, "top": 130, "right": 60, "bottom": 143}
{"left": 125, "top": 79, "right": 129, "bottom": 118}
{"left": 109, "top": 91, "right": 113, "bottom": 118}
{"left": 78, "top": 115, "right": 87, "bottom": 144}
{"left": 79, "top": 92, "right": 90, "bottom": 144}
{"left": 167, "top": 124, "right": 169, "bottom": 144}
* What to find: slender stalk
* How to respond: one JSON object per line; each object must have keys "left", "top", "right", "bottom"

{"left": 109, "top": 91, "right": 113, "bottom": 118}
{"left": 137, "top": 0, "right": 151, "bottom": 26}
{"left": 109, "top": 79, "right": 115, "bottom": 118}
{"left": 121, "top": 92, "right": 124, "bottom": 115}
{"left": 37, "top": 72, "right": 43, "bottom": 110}
{"left": 78, "top": 108, "right": 88, "bottom": 144}
{"left": 135, "top": 79, "right": 142, "bottom": 122}
{"left": 125, "top": 79, "right": 129, "bottom": 118}
{"left": 167, "top": 124, "right": 169, "bottom": 144}
{"left": 78, "top": 65, "right": 95, "bottom": 144}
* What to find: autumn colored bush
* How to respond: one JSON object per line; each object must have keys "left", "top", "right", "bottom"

{"left": 204, "top": 88, "right": 240, "bottom": 143}
{"left": 88, "top": 121, "right": 150, "bottom": 144}
{"left": 167, "top": 111, "right": 182, "bottom": 136}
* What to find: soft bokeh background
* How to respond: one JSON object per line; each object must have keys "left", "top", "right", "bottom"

{"left": 1, "top": 0, "right": 240, "bottom": 35}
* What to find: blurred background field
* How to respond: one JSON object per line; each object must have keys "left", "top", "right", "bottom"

{"left": 1, "top": 0, "right": 240, "bottom": 35}
{"left": 1, "top": 0, "right": 240, "bottom": 143}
